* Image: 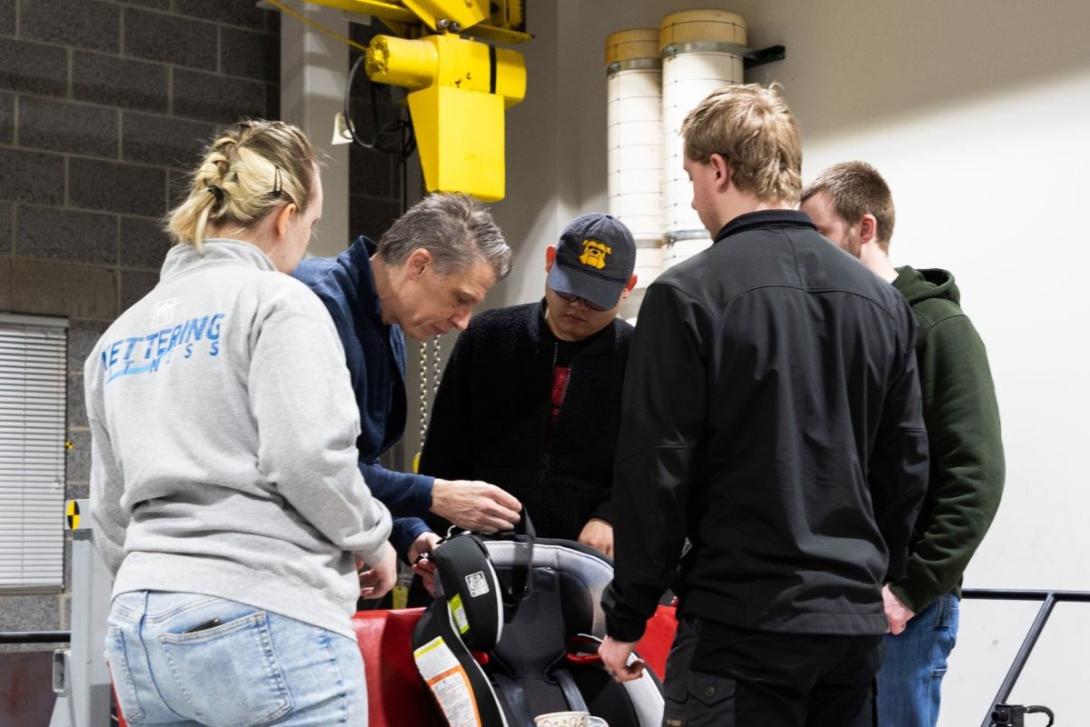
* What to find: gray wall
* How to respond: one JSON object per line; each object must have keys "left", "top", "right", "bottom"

{"left": 0, "top": 0, "right": 282, "bottom": 638}
{"left": 488, "top": 2, "right": 1090, "bottom": 722}
{"left": 0, "top": 3, "right": 411, "bottom": 640}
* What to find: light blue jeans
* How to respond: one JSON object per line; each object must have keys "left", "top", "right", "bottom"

{"left": 876, "top": 592, "right": 960, "bottom": 727}
{"left": 105, "top": 591, "right": 367, "bottom": 726}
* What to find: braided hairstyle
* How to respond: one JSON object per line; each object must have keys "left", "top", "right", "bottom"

{"left": 167, "top": 119, "right": 318, "bottom": 252}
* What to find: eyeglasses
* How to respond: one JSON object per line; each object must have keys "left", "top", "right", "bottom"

{"left": 553, "top": 290, "right": 608, "bottom": 312}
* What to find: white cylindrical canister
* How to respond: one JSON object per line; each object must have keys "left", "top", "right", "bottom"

{"left": 606, "top": 28, "right": 664, "bottom": 289}
{"left": 660, "top": 9, "right": 746, "bottom": 266}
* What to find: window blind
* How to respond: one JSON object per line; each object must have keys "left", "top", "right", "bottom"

{"left": 0, "top": 314, "right": 67, "bottom": 591}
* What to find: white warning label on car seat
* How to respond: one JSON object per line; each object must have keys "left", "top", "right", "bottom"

{"left": 413, "top": 636, "right": 481, "bottom": 727}
{"left": 465, "top": 570, "right": 490, "bottom": 597}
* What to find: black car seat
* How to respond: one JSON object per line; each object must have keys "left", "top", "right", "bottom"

{"left": 412, "top": 518, "right": 664, "bottom": 727}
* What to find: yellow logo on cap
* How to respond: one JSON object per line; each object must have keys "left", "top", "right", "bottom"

{"left": 578, "top": 239, "right": 612, "bottom": 270}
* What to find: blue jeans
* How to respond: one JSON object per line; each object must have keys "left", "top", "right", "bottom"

{"left": 105, "top": 591, "right": 367, "bottom": 726}
{"left": 876, "top": 592, "right": 960, "bottom": 727}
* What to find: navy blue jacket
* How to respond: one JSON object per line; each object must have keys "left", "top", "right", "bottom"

{"left": 294, "top": 236, "right": 431, "bottom": 557}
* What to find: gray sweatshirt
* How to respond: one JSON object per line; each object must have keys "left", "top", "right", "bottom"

{"left": 85, "top": 240, "right": 391, "bottom": 639}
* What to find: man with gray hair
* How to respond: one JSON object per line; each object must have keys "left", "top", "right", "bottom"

{"left": 295, "top": 193, "right": 522, "bottom": 568}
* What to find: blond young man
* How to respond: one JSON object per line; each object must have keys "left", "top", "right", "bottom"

{"left": 801, "top": 162, "right": 1004, "bottom": 727}
{"left": 599, "top": 85, "right": 929, "bottom": 727}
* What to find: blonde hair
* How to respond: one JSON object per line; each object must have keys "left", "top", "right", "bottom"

{"left": 681, "top": 83, "right": 802, "bottom": 204}
{"left": 167, "top": 119, "right": 318, "bottom": 251}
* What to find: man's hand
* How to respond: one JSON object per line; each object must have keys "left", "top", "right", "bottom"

{"left": 409, "top": 531, "right": 442, "bottom": 597}
{"left": 599, "top": 636, "right": 645, "bottom": 683}
{"left": 431, "top": 479, "right": 522, "bottom": 533}
{"left": 883, "top": 584, "right": 916, "bottom": 635}
{"left": 357, "top": 543, "right": 397, "bottom": 600}
{"left": 408, "top": 530, "right": 441, "bottom": 563}
{"left": 578, "top": 518, "right": 614, "bottom": 558}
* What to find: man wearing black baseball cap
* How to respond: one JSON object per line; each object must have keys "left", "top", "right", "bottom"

{"left": 420, "top": 213, "right": 638, "bottom": 557}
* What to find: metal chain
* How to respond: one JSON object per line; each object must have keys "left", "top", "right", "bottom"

{"left": 418, "top": 338, "right": 429, "bottom": 445}
{"left": 432, "top": 335, "right": 442, "bottom": 404}
{"left": 417, "top": 336, "right": 443, "bottom": 464}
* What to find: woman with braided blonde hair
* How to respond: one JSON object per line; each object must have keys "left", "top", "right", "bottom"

{"left": 85, "top": 119, "right": 395, "bottom": 725}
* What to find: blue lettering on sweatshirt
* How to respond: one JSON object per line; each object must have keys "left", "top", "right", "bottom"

{"left": 101, "top": 313, "right": 225, "bottom": 384}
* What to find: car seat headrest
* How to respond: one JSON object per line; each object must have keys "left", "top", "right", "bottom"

{"left": 431, "top": 532, "right": 504, "bottom": 651}
{"left": 483, "top": 538, "right": 613, "bottom": 637}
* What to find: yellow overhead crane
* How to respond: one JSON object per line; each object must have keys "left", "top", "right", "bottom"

{"left": 299, "top": 0, "right": 530, "bottom": 202}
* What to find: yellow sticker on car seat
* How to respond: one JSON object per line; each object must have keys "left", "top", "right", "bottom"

{"left": 450, "top": 594, "right": 470, "bottom": 634}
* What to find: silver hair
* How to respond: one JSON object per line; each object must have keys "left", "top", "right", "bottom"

{"left": 375, "top": 193, "right": 512, "bottom": 279}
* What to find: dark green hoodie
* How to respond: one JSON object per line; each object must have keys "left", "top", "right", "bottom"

{"left": 889, "top": 266, "right": 1004, "bottom": 613}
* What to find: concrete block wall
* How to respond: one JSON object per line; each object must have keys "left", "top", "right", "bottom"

{"left": 0, "top": 0, "right": 280, "bottom": 639}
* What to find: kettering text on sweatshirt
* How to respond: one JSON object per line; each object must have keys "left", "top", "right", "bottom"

{"left": 85, "top": 240, "right": 391, "bottom": 639}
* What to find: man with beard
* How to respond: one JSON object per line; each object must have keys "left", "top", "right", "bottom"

{"left": 801, "top": 161, "right": 1004, "bottom": 727}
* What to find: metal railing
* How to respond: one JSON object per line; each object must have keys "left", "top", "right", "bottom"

{"left": 0, "top": 630, "right": 70, "bottom": 644}
{"left": 3, "top": 587, "right": 1086, "bottom": 726}
{"left": 962, "top": 588, "right": 1090, "bottom": 727}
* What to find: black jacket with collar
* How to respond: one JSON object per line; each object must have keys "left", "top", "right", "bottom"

{"left": 420, "top": 301, "right": 633, "bottom": 540}
{"left": 602, "top": 210, "right": 930, "bottom": 642}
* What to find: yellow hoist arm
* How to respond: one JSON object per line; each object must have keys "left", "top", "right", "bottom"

{"left": 298, "top": 0, "right": 530, "bottom": 202}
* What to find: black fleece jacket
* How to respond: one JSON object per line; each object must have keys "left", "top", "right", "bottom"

{"left": 602, "top": 210, "right": 930, "bottom": 642}
{"left": 420, "top": 301, "right": 633, "bottom": 540}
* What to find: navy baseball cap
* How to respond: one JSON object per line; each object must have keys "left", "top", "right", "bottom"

{"left": 547, "top": 213, "right": 636, "bottom": 310}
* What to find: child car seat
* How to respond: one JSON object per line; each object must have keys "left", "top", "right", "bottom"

{"left": 412, "top": 516, "right": 664, "bottom": 727}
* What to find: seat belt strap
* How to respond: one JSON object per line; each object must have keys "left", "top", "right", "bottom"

{"left": 491, "top": 671, "right": 536, "bottom": 727}
{"left": 554, "top": 668, "right": 590, "bottom": 714}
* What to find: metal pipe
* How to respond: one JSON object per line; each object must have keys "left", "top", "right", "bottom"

{"left": 0, "top": 630, "right": 71, "bottom": 644}
{"left": 963, "top": 588, "right": 1090, "bottom": 603}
